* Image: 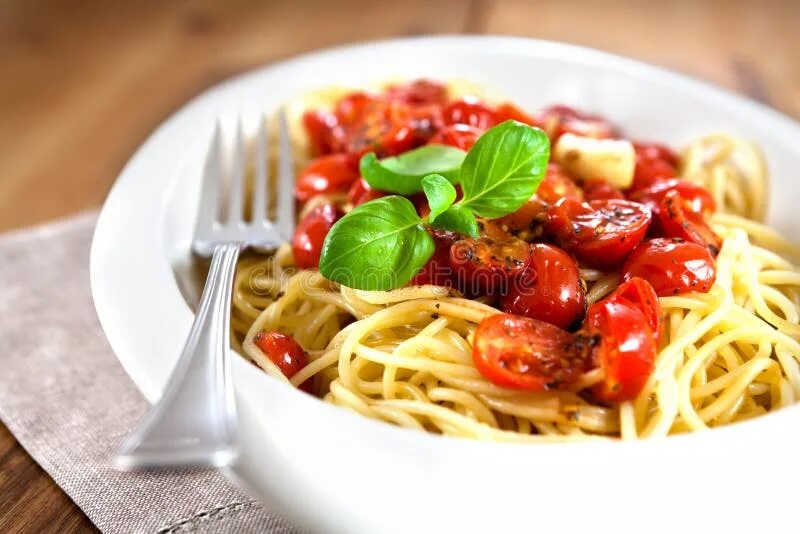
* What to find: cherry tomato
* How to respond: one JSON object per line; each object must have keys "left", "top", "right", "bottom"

{"left": 536, "top": 163, "right": 584, "bottom": 204}
{"left": 385, "top": 79, "right": 448, "bottom": 106}
{"left": 657, "top": 190, "right": 723, "bottom": 254}
{"left": 495, "top": 198, "right": 549, "bottom": 242}
{"left": 631, "top": 142, "right": 679, "bottom": 191}
{"left": 410, "top": 230, "right": 457, "bottom": 287}
{"left": 546, "top": 198, "right": 652, "bottom": 269}
{"left": 582, "top": 300, "right": 656, "bottom": 402}
{"left": 535, "top": 105, "right": 616, "bottom": 141}
{"left": 442, "top": 97, "right": 498, "bottom": 130}
{"left": 449, "top": 232, "right": 531, "bottom": 295}
{"left": 472, "top": 314, "right": 596, "bottom": 391}
{"left": 622, "top": 237, "right": 716, "bottom": 296}
{"left": 605, "top": 277, "right": 661, "bottom": 337}
{"left": 253, "top": 331, "right": 311, "bottom": 391}
{"left": 302, "top": 110, "right": 343, "bottom": 156}
{"left": 629, "top": 178, "right": 716, "bottom": 218}
{"left": 428, "top": 124, "right": 482, "bottom": 151}
{"left": 342, "top": 100, "right": 417, "bottom": 158}
{"left": 494, "top": 102, "right": 537, "bottom": 126}
{"left": 292, "top": 204, "right": 341, "bottom": 269}
{"left": 501, "top": 244, "right": 586, "bottom": 330}
{"left": 335, "top": 91, "right": 383, "bottom": 126}
{"left": 294, "top": 154, "right": 359, "bottom": 203}
{"left": 347, "top": 178, "right": 385, "bottom": 207}
{"left": 407, "top": 104, "right": 444, "bottom": 144}
{"left": 583, "top": 179, "right": 624, "bottom": 201}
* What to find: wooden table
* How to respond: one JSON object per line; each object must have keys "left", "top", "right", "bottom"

{"left": 1, "top": 0, "right": 797, "bottom": 530}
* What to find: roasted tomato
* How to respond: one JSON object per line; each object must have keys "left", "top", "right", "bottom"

{"left": 494, "top": 102, "right": 537, "bottom": 126}
{"left": 294, "top": 154, "right": 359, "bottom": 203}
{"left": 253, "top": 331, "right": 311, "bottom": 391}
{"left": 583, "top": 300, "right": 656, "bottom": 402}
{"left": 335, "top": 91, "right": 383, "bottom": 127}
{"left": 631, "top": 142, "right": 679, "bottom": 191}
{"left": 342, "top": 100, "right": 417, "bottom": 157}
{"left": 428, "top": 124, "right": 482, "bottom": 151}
{"left": 449, "top": 231, "right": 531, "bottom": 295}
{"left": 536, "top": 163, "right": 584, "bottom": 204}
{"left": 501, "top": 244, "right": 586, "bottom": 330}
{"left": 410, "top": 230, "right": 457, "bottom": 287}
{"left": 535, "top": 105, "right": 615, "bottom": 141}
{"left": 629, "top": 178, "right": 716, "bottom": 218}
{"left": 385, "top": 79, "right": 448, "bottom": 106}
{"left": 292, "top": 204, "right": 341, "bottom": 269}
{"left": 658, "top": 190, "right": 723, "bottom": 254}
{"left": 302, "top": 110, "right": 343, "bottom": 156}
{"left": 546, "top": 198, "right": 652, "bottom": 269}
{"left": 442, "top": 97, "right": 497, "bottom": 130}
{"left": 472, "top": 314, "right": 596, "bottom": 391}
{"left": 622, "top": 237, "right": 716, "bottom": 296}
{"left": 346, "top": 178, "right": 385, "bottom": 207}
{"left": 495, "top": 198, "right": 550, "bottom": 242}
{"left": 583, "top": 179, "right": 624, "bottom": 201}
{"left": 604, "top": 277, "right": 661, "bottom": 337}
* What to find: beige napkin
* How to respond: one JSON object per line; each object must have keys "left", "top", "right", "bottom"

{"left": 0, "top": 213, "right": 298, "bottom": 533}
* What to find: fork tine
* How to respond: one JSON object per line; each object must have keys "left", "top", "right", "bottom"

{"left": 226, "top": 117, "right": 246, "bottom": 225}
{"left": 275, "top": 108, "right": 295, "bottom": 239}
{"left": 195, "top": 120, "right": 222, "bottom": 241}
{"left": 251, "top": 113, "right": 269, "bottom": 224}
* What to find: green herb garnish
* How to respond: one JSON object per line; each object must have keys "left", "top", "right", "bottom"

{"left": 360, "top": 145, "right": 466, "bottom": 195}
{"left": 319, "top": 121, "right": 550, "bottom": 290}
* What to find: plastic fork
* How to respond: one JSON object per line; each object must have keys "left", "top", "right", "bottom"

{"left": 113, "top": 110, "right": 295, "bottom": 469}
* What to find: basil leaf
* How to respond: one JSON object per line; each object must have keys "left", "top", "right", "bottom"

{"left": 421, "top": 174, "right": 456, "bottom": 223}
{"left": 458, "top": 120, "right": 549, "bottom": 218}
{"left": 431, "top": 205, "right": 479, "bottom": 238}
{"left": 360, "top": 145, "right": 467, "bottom": 195}
{"left": 318, "top": 196, "right": 434, "bottom": 290}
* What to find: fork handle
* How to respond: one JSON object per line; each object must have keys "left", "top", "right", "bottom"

{"left": 114, "top": 242, "right": 241, "bottom": 469}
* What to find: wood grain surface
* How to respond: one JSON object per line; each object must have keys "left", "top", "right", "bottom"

{"left": 0, "top": 0, "right": 797, "bottom": 531}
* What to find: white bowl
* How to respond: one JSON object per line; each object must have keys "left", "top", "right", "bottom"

{"left": 91, "top": 36, "right": 800, "bottom": 534}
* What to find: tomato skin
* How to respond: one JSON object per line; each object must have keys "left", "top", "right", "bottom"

{"left": 410, "top": 230, "right": 457, "bottom": 287}
{"left": 535, "top": 105, "right": 615, "bottom": 141}
{"left": 583, "top": 300, "right": 656, "bottom": 402}
{"left": 631, "top": 142, "right": 679, "bottom": 191}
{"left": 546, "top": 198, "right": 652, "bottom": 269}
{"left": 495, "top": 198, "right": 549, "bottom": 242}
{"left": 252, "top": 331, "right": 311, "bottom": 391}
{"left": 442, "top": 97, "right": 498, "bottom": 130}
{"left": 291, "top": 204, "right": 342, "bottom": 269}
{"left": 472, "top": 314, "right": 596, "bottom": 391}
{"left": 622, "top": 237, "right": 716, "bottom": 296}
{"left": 302, "top": 110, "right": 343, "bottom": 156}
{"left": 341, "top": 100, "right": 417, "bottom": 158}
{"left": 346, "top": 178, "right": 385, "bottom": 207}
{"left": 501, "top": 244, "right": 587, "bottom": 330}
{"left": 629, "top": 178, "right": 716, "bottom": 219}
{"left": 385, "top": 79, "right": 448, "bottom": 106}
{"left": 536, "top": 163, "right": 584, "bottom": 204}
{"left": 294, "top": 154, "right": 359, "bottom": 203}
{"left": 428, "top": 124, "right": 482, "bottom": 151}
{"left": 335, "top": 91, "right": 383, "bottom": 126}
{"left": 583, "top": 179, "right": 624, "bottom": 201}
{"left": 494, "top": 102, "right": 537, "bottom": 126}
{"left": 449, "top": 233, "right": 531, "bottom": 295}
{"left": 658, "top": 190, "right": 723, "bottom": 254}
{"left": 605, "top": 277, "right": 661, "bottom": 338}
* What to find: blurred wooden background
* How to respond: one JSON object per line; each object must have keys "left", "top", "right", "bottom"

{"left": 0, "top": 0, "right": 797, "bottom": 530}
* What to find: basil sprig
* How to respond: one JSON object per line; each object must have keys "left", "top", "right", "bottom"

{"left": 360, "top": 145, "right": 466, "bottom": 195}
{"left": 319, "top": 121, "right": 549, "bottom": 290}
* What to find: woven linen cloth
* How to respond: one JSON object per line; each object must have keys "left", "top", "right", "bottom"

{"left": 0, "top": 212, "right": 299, "bottom": 533}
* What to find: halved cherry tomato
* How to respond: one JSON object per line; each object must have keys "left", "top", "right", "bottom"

{"left": 428, "top": 124, "right": 482, "bottom": 151}
{"left": 495, "top": 198, "right": 549, "bottom": 242}
{"left": 582, "top": 300, "right": 656, "bottom": 402}
{"left": 583, "top": 179, "right": 624, "bottom": 201}
{"left": 472, "top": 314, "right": 596, "bottom": 391}
{"left": 342, "top": 100, "right": 417, "bottom": 158}
{"left": 658, "top": 190, "right": 723, "bottom": 254}
{"left": 629, "top": 178, "right": 716, "bottom": 219}
{"left": 501, "top": 243, "right": 586, "bottom": 330}
{"left": 410, "top": 230, "right": 457, "bottom": 287}
{"left": 536, "top": 163, "right": 584, "bottom": 204}
{"left": 535, "top": 105, "right": 616, "bottom": 141}
{"left": 294, "top": 154, "right": 359, "bottom": 203}
{"left": 385, "top": 79, "right": 448, "bottom": 106}
{"left": 442, "top": 97, "right": 497, "bottom": 130}
{"left": 346, "top": 178, "right": 385, "bottom": 207}
{"left": 494, "top": 102, "right": 537, "bottom": 126}
{"left": 546, "top": 198, "right": 652, "bottom": 269}
{"left": 622, "top": 237, "right": 716, "bottom": 296}
{"left": 631, "top": 142, "right": 679, "bottom": 191}
{"left": 335, "top": 91, "right": 383, "bottom": 127}
{"left": 253, "top": 331, "right": 311, "bottom": 391}
{"left": 449, "top": 231, "right": 531, "bottom": 295}
{"left": 292, "top": 204, "right": 341, "bottom": 269}
{"left": 604, "top": 277, "right": 661, "bottom": 338}
{"left": 302, "top": 110, "right": 343, "bottom": 156}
